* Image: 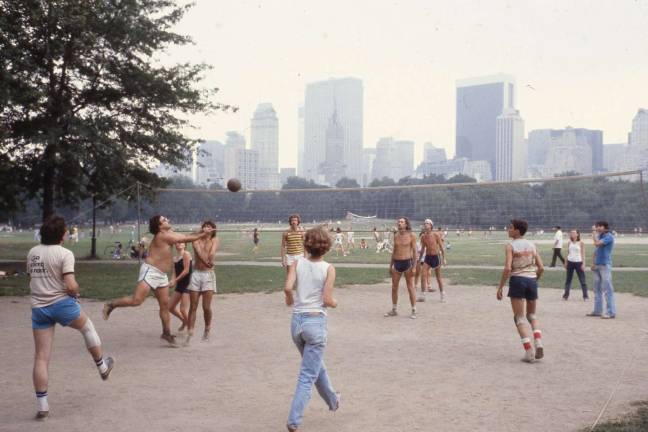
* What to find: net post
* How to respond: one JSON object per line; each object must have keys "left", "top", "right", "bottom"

{"left": 136, "top": 181, "right": 142, "bottom": 263}
{"left": 90, "top": 195, "right": 97, "bottom": 259}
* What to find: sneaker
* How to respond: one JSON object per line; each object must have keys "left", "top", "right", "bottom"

{"left": 416, "top": 295, "right": 426, "bottom": 302}
{"left": 102, "top": 302, "right": 114, "bottom": 321}
{"left": 183, "top": 334, "right": 192, "bottom": 347}
{"left": 440, "top": 292, "right": 446, "bottom": 303}
{"left": 35, "top": 411, "right": 49, "bottom": 421}
{"left": 410, "top": 311, "right": 417, "bottom": 319}
{"left": 100, "top": 357, "right": 115, "bottom": 380}
{"left": 586, "top": 312, "right": 601, "bottom": 317}
{"left": 562, "top": 295, "right": 568, "bottom": 301}
{"left": 522, "top": 349, "right": 535, "bottom": 363}
{"left": 202, "top": 330, "right": 210, "bottom": 342}
{"left": 160, "top": 333, "right": 178, "bottom": 347}
{"left": 534, "top": 344, "right": 544, "bottom": 360}
{"left": 384, "top": 309, "right": 397, "bottom": 317}
{"left": 601, "top": 314, "right": 616, "bottom": 319}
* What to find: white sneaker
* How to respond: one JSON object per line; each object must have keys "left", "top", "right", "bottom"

{"left": 522, "top": 349, "right": 535, "bottom": 363}
{"left": 440, "top": 292, "right": 446, "bottom": 303}
{"left": 410, "top": 311, "right": 417, "bottom": 319}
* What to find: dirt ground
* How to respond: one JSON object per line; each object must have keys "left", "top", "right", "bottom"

{"left": 1, "top": 282, "right": 647, "bottom": 432}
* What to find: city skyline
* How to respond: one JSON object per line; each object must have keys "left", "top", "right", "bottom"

{"left": 167, "top": 0, "right": 648, "bottom": 169}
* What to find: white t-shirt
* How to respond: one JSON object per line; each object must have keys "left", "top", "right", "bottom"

{"left": 293, "top": 257, "right": 330, "bottom": 315}
{"left": 27, "top": 244, "right": 75, "bottom": 308}
{"left": 567, "top": 240, "right": 583, "bottom": 262}
{"left": 554, "top": 230, "right": 564, "bottom": 249}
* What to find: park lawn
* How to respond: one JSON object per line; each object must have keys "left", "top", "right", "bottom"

{"left": 579, "top": 401, "right": 648, "bottom": 432}
{"left": 0, "top": 262, "right": 389, "bottom": 299}
{"left": 3, "top": 229, "right": 648, "bottom": 267}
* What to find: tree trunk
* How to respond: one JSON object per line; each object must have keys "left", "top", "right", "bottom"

{"left": 41, "top": 144, "right": 57, "bottom": 222}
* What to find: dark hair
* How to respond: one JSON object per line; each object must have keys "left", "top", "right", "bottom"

{"left": 555, "top": 226, "right": 561, "bottom": 230}
{"left": 336, "top": 227, "right": 341, "bottom": 233}
{"left": 398, "top": 217, "right": 412, "bottom": 231}
{"left": 571, "top": 229, "right": 581, "bottom": 241}
{"left": 510, "top": 219, "right": 528, "bottom": 236}
{"left": 202, "top": 220, "right": 217, "bottom": 238}
{"left": 149, "top": 215, "right": 163, "bottom": 235}
{"left": 304, "top": 226, "right": 332, "bottom": 257}
{"left": 288, "top": 214, "right": 301, "bottom": 225}
{"left": 40, "top": 215, "right": 67, "bottom": 245}
{"left": 595, "top": 221, "right": 609, "bottom": 230}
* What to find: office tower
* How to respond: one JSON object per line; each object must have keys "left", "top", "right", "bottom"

{"left": 319, "top": 110, "right": 346, "bottom": 185}
{"left": 371, "top": 137, "right": 414, "bottom": 182}
{"left": 456, "top": 74, "right": 516, "bottom": 178}
{"left": 543, "top": 127, "right": 595, "bottom": 176}
{"left": 251, "top": 103, "right": 279, "bottom": 189}
{"left": 195, "top": 140, "right": 225, "bottom": 186}
{"left": 303, "top": 77, "right": 363, "bottom": 182}
{"left": 423, "top": 143, "right": 447, "bottom": 163}
{"left": 495, "top": 109, "right": 526, "bottom": 181}
{"left": 297, "top": 105, "right": 305, "bottom": 177}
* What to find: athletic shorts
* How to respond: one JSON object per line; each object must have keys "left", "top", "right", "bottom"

{"left": 393, "top": 259, "right": 413, "bottom": 273}
{"left": 189, "top": 270, "right": 217, "bottom": 293}
{"left": 285, "top": 254, "right": 302, "bottom": 266}
{"left": 138, "top": 263, "right": 169, "bottom": 290}
{"left": 424, "top": 254, "right": 440, "bottom": 269}
{"left": 175, "top": 277, "right": 191, "bottom": 294}
{"left": 31, "top": 296, "right": 81, "bottom": 329}
{"left": 507, "top": 276, "right": 538, "bottom": 300}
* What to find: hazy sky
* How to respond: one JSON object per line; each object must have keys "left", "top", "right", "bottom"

{"left": 168, "top": 0, "right": 648, "bottom": 169}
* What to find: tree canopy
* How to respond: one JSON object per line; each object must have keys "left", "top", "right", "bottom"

{"left": 0, "top": 0, "right": 231, "bottom": 221}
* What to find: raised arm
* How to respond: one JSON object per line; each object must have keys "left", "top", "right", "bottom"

{"left": 165, "top": 229, "right": 210, "bottom": 245}
{"left": 283, "top": 261, "right": 297, "bottom": 306}
{"left": 323, "top": 265, "right": 337, "bottom": 308}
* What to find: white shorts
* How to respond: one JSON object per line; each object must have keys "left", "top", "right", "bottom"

{"left": 138, "top": 263, "right": 169, "bottom": 290}
{"left": 285, "top": 254, "right": 302, "bottom": 266}
{"left": 189, "top": 270, "right": 217, "bottom": 292}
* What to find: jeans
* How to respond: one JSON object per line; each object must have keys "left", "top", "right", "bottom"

{"left": 563, "top": 261, "right": 588, "bottom": 299}
{"left": 592, "top": 264, "right": 616, "bottom": 316}
{"left": 287, "top": 313, "right": 338, "bottom": 429}
{"left": 550, "top": 248, "right": 565, "bottom": 266}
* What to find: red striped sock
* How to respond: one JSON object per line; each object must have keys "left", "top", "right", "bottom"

{"left": 521, "top": 337, "right": 532, "bottom": 350}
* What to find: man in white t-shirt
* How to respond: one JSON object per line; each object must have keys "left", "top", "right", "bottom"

{"left": 550, "top": 225, "right": 565, "bottom": 267}
{"left": 28, "top": 216, "right": 114, "bottom": 420}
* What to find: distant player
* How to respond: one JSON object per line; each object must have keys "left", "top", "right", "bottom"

{"left": 281, "top": 214, "right": 305, "bottom": 272}
{"left": 497, "top": 219, "right": 545, "bottom": 363}
{"left": 420, "top": 219, "right": 447, "bottom": 302}
{"left": 333, "top": 227, "right": 346, "bottom": 257}
{"left": 186, "top": 220, "right": 219, "bottom": 344}
{"left": 102, "top": 216, "right": 212, "bottom": 346}
{"left": 29, "top": 216, "right": 114, "bottom": 420}
{"left": 384, "top": 217, "right": 418, "bottom": 319}
{"left": 346, "top": 227, "right": 355, "bottom": 253}
{"left": 252, "top": 228, "right": 260, "bottom": 255}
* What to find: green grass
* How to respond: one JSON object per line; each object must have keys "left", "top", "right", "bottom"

{"left": 443, "top": 268, "right": 648, "bottom": 297}
{"left": 580, "top": 401, "right": 648, "bottom": 432}
{"left": 3, "top": 228, "right": 648, "bottom": 267}
{"left": 0, "top": 262, "right": 389, "bottom": 300}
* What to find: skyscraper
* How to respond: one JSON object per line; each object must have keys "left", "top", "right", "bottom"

{"left": 297, "top": 105, "right": 305, "bottom": 177}
{"left": 303, "top": 78, "right": 363, "bottom": 182}
{"left": 530, "top": 127, "right": 603, "bottom": 176}
{"left": 251, "top": 103, "right": 279, "bottom": 189}
{"left": 543, "top": 127, "right": 595, "bottom": 177}
{"left": 195, "top": 140, "right": 225, "bottom": 186}
{"left": 456, "top": 74, "right": 516, "bottom": 178}
{"left": 495, "top": 109, "right": 526, "bottom": 181}
{"left": 319, "top": 110, "right": 346, "bottom": 185}
{"left": 423, "top": 143, "right": 447, "bottom": 163}
{"left": 371, "top": 137, "right": 414, "bottom": 182}
{"left": 626, "top": 108, "right": 648, "bottom": 170}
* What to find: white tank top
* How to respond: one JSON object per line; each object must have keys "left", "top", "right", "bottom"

{"left": 567, "top": 240, "right": 582, "bottom": 262}
{"left": 510, "top": 238, "right": 537, "bottom": 278}
{"left": 293, "top": 257, "right": 330, "bottom": 315}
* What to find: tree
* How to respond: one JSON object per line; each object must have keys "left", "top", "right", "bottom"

{"left": 369, "top": 177, "right": 397, "bottom": 187}
{"left": 335, "top": 177, "right": 360, "bottom": 188}
{"left": 0, "top": 0, "right": 232, "bottom": 221}
{"left": 446, "top": 174, "right": 477, "bottom": 184}
{"left": 282, "top": 176, "right": 328, "bottom": 190}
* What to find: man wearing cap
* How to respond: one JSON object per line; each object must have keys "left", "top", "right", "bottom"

{"left": 420, "top": 219, "right": 447, "bottom": 302}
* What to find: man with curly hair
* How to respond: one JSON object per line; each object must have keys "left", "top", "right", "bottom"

{"left": 384, "top": 217, "right": 418, "bottom": 319}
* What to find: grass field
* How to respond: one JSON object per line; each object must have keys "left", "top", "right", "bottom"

{"left": 583, "top": 401, "right": 648, "bottom": 432}
{"left": 3, "top": 225, "right": 648, "bottom": 266}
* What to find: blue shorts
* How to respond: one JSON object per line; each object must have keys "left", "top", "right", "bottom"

{"left": 507, "top": 276, "right": 538, "bottom": 301}
{"left": 31, "top": 296, "right": 81, "bottom": 329}
{"left": 424, "top": 254, "right": 440, "bottom": 268}
{"left": 393, "top": 259, "right": 413, "bottom": 273}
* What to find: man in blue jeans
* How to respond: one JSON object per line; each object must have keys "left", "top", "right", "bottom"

{"left": 587, "top": 221, "right": 616, "bottom": 319}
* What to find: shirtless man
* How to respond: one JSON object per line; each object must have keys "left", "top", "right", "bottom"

{"left": 102, "top": 216, "right": 212, "bottom": 346}
{"left": 384, "top": 217, "right": 418, "bottom": 319}
{"left": 281, "top": 214, "right": 305, "bottom": 272}
{"left": 186, "top": 220, "right": 219, "bottom": 345}
{"left": 420, "top": 219, "right": 447, "bottom": 302}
